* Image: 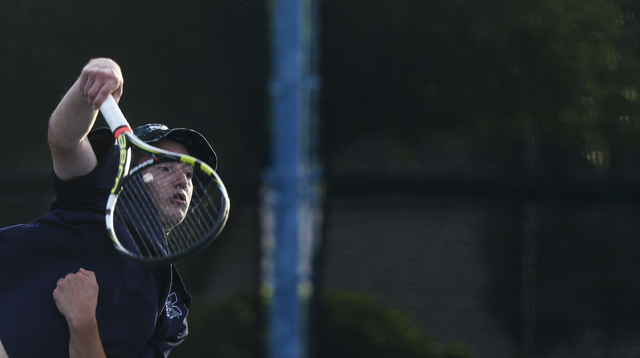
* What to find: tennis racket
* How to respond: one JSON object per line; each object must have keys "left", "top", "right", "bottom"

{"left": 99, "top": 95, "right": 230, "bottom": 266}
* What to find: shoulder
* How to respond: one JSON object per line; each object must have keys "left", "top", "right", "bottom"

{"left": 0, "top": 224, "right": 25, "bottom": 234}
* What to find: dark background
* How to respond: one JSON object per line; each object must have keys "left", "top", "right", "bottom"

{"left": 3, "top": 0, "right": 640, "bottom": 357}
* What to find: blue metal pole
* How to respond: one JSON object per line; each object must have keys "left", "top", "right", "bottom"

{"left": 264, "top": 0, "right": 320, "bottom": 357}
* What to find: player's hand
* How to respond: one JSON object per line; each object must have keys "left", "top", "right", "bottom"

{"left": 78, "top": 58, "right": 124, "bottom": 110}
{"left": 53, "top": 268, "right": 100, "bottom": 328}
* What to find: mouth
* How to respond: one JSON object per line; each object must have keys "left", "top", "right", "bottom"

{"left": 172, "top": 192, "right": 187, "bottom": 206}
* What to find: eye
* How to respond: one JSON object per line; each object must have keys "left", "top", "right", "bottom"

{"left": 184, "top": 171, "right": 194, "bottom": 180}
{"left": 156, "top": 165, "right": 170, "bottom": 172}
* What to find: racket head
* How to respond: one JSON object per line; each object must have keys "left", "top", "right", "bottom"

{"left": 105, "top": 132, "right": 230, "bottom": 266}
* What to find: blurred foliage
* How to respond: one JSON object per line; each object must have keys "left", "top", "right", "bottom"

{"left": 315, "top": 290, "right": 471, "bottom": 358}
{"left": 321, "top": 0, "right": 640, "bottom": 173}
{"left": 173, "top": 288, "right": 469, "bottom": 358}
{"left": 171, "top": 289, "right": 265, "bottom": 358}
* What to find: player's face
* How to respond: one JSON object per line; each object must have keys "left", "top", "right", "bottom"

{"left": 141, "top": 140, "right": 194, "bottom": 231}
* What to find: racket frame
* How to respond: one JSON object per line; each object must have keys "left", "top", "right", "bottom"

{"left": 100, "top": 95, "right": 229, "bottom": 266}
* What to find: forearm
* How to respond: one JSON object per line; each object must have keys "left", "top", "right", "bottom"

{"left": 48, "top": 78, "right": 99, "bottom": 181}
{"left": 67, "top": 319, "right": 107, "bottom": 358}
{"left": 48, "top": 58, "right": 123, "bottom": 180}
{"left": 49, "top": 57, "right": 123, "bottom": 149}
{"left": 48, "top": 78, "right": 99, "bottom": 153}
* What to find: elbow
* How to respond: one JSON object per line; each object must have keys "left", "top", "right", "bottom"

{"left": 47, "top": 114, "right": 62, "bottom": 149}
{"left": 47, "top": 114, "right": 74, "bottom": 152}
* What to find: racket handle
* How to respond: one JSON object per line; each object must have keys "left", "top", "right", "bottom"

{"left": 100, "top": 95, "right": 131, "bottom": 135}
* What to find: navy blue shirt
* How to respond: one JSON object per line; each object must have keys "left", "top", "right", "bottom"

{"left": 0, "top": 128, "right": 191, "bottom": 358}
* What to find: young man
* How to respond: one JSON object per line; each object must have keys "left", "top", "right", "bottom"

{"left": 0, "top": 58, "right": 217, "bottom": 357}
{"left": 136, "top": 141, "right": 196, "bottom": 231}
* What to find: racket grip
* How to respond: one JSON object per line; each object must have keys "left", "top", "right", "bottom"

{"left": 100, "top": 95, "right": 131, "bottom": 134}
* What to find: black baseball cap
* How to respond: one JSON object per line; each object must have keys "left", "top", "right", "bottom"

{"left": 133, "top": 123, "right": 217, "bottom": 171}
{"left": 133, "top": 123, "right": 218, "bottom": 204}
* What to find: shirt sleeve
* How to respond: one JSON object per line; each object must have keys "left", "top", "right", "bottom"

{"left": 50, "top": 128, "right": 118, "bottom": 212}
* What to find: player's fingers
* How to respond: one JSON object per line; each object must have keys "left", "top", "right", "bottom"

{"left": 78, "top": 60, "right": 99, "bottom": 96}
{"left": 111, "top": 86, "right": 124, "bottom": 103}
{"left": 79, "top": 71, "right": 92, "bottom": 97}
{"left": 78, "top": 268, "right": 97, "bottom": 283}
{"left": 83, "top": 79, "right": 104, "bottom": 107}
{"left": 56, "top": 272, "right": 74, "bottom": 287}
{"left": 79, "top": 267, "right": 93, "bottom": 275}
{"left": 78, "top": 72, "right": 89, "bottom": 97}
{"left": 80, "top": 66, "right": 123, "bottom": 108}
{"left": 81, "top": 273, "right": 94, "bottom": 284}
{"left": 88, "top": 75, "right": 123, "bottom": 109}
{"left": 80, "top": 75, "right": 98, "bottom": 104}
{"left": 92, "top": 87, "right": 115, "bottom": 110}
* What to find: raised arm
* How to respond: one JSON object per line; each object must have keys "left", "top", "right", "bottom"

{"left": 48, "top": 58, "right": 124, "bottom": 181}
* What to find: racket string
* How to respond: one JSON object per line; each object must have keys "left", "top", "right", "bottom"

{"left": 170, "top": 196, "right": 218, "bottom": 251}
{"left": 116, "top": 179, "right": 167, "bottom": 257}
{"left": 114, "top": 167, "right": 225, "bottom": 260}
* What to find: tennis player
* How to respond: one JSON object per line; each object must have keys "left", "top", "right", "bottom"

{"left": 0, "top": 58, "right": 217, "bottom": 357}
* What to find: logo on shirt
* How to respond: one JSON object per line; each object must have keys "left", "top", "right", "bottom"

{"left": 165, "top": 292, "right": 183, "bottom": 319}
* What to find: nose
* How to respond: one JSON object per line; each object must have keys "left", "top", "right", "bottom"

{"left": 169, "top": 163, "right": 190, "bottom": 188}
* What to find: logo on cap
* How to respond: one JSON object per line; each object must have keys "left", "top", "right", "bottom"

{"left": 146, "top": 124, "right": 169, "bottom": 132}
